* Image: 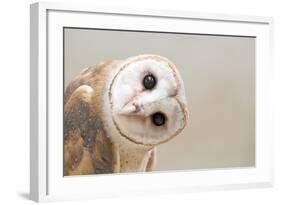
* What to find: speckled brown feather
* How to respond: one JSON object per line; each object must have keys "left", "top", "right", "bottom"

{"left": 64, "top": 60, "right": 120, "bottom": 176}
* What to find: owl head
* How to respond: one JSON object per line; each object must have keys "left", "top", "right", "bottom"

{"left": 105, "top": 55, "right": 189, "bottom": 148}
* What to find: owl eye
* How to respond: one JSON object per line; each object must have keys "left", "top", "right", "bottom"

{"left": 152, "top": 112, "right": 166, "bottom": 126}
{"left": 143, "top": 74, "right": 156, "bottom": 90}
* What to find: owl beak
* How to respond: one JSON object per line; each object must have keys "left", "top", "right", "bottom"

{"left": 119, "top": 101, "right": 145, "bottom": 117}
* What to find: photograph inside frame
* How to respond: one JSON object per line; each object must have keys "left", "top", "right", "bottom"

{"left": 63, "top": 27, "right": 255, "bottom": 176}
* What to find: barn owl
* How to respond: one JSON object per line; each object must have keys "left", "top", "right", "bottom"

{"left": 64, "top": 54, "right": 189, "bottom": 176}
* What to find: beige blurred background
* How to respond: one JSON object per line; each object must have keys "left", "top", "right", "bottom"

{"left": 64, "top": 28, "right": 255, "bottom": 171}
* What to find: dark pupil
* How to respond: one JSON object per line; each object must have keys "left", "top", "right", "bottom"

{"left": 143, "top": 74, "right": 156, "bottom": 89}
{"left": 152, "top": 112, "right": 166, "bottom": 126}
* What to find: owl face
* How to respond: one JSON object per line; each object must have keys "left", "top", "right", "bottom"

{"left": 109, "top": 55, "right": 188, "bottom": 147}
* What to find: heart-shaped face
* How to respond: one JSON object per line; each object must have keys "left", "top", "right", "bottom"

{"left": 109, "top": 55, "right": 189, "bottom": 146}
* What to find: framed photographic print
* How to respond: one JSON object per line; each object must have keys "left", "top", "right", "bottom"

{"left": 30, "top": 2, "right": 274, "bottom": 202}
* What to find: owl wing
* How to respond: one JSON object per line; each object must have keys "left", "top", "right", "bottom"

{"left": 64, "top": 84, "right": 113, "bottom": 175}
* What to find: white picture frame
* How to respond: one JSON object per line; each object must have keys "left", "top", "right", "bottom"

{"left": 30, "top": 1, "right": 274, "bottom": 202}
